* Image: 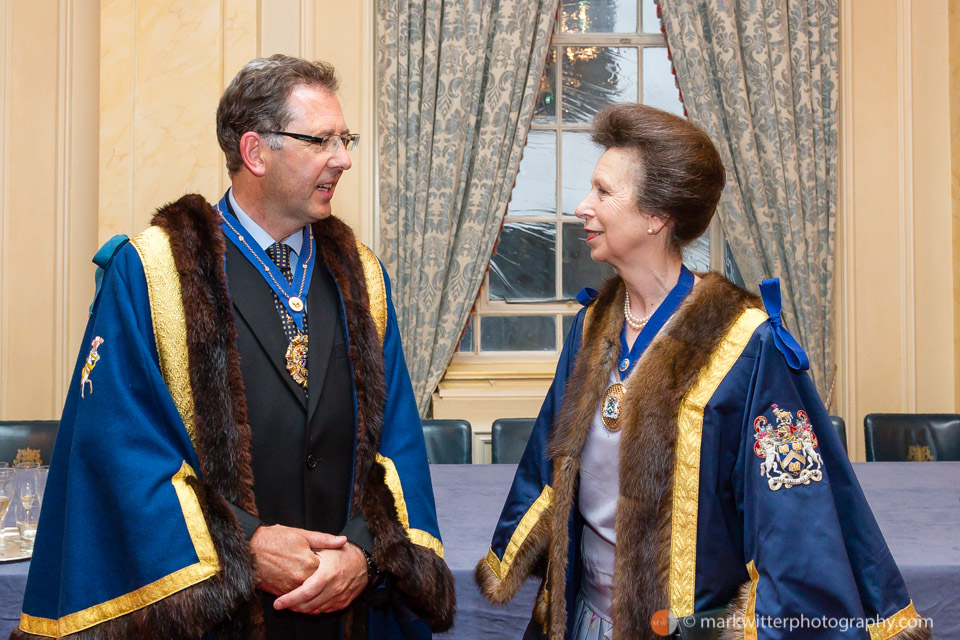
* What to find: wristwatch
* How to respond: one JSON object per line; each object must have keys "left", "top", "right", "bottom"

{"left": 361, "top": 547, "right": 385, "bottom": 588}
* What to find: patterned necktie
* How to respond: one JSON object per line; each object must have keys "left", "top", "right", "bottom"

{"left": 266, "top": 242, "right": 294, "bottom": 284}
{"left": 265, "top": 242, "right": 308, "bottom": 388}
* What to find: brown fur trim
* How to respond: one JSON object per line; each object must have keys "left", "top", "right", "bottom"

{"left": 543, "top": 274, "right": 760, "bottom": 639}
{"left": 888, "top": 621, "right": 933, "bottom": 640}
{"left": 718, "top": 581, "right": 750, "bottom": 640}
{"left": 313, "top": 217, "right": 385, "bottom": 502}
{"left": 313, "top": 217, "right": 456, "bottom": 633}
{"left": 474, "top": 503, "right": 553, "bottom": 604}
{"left": 545, "top": 279, "right": 624, "bottom": 638}
{"left": 533, "top": 582, "right": 550, "bottom": 631}
{"left": 151, "top": 195, "right": 258, "bottom": 515}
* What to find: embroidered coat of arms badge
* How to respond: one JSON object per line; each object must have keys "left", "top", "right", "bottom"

{"left": 753, "top": 404, "right": 824, "bottom": 491}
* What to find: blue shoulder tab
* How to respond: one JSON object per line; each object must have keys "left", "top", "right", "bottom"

{"left": 90, "top": 235, "right": 129, "bottom": 314}
{"left": 759, "top": 278, "right": 809, "bottom": 371}
{"left": 576, "top": 287, "right": 599, "bottom": 307}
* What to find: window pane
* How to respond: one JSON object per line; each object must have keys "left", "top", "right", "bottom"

{"left": 562, "top": 46, "right": 639, "bottom": 124}
{"left": 480, "top": 316, "right": 556, "bottom": 351}
{"left": 682, "top": 233, "right": 710, "bottom": 272}
{"left": 559, "top": 0, "right": 638, "bottom": 34}
{"left": 562, "top": 222, "right": 617, "bottom": 299}
{"left": 508, "top": 131, "right": 556, "bottom": 217}
{"left": 642, "top": 47, "right": 683, "bottom": 116}
{"left": 562, "top": 314, "right": 577, "bottom": 340}
{"left": 561, "top": 131, "right": 604, "bottom": 216}
{"left": 641, "top": 0, "right": 660, "bottom": 33}
{"left": 457, "top": 317, "right": 474, "bottom": 352}
{"left": 724, "top": 238, "right": 746, "bottom": 288}
{"left": 489, "top": 222, "right": 557, "bottom": 301}
{"left": 533, "top": 48, "right": 557, "bottom": 124}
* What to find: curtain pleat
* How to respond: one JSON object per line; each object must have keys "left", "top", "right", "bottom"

{"left": 378, "top": 0, "right": 558, "bottom": 415}
{"left": 658, "top": 0, "right": 839, "bottom": 398}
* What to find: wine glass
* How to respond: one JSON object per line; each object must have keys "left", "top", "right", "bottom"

{"left": 14, "top": 499, "right": 39, "bottom": 553}
{"left": 0, "top": 469, "right": 14, "bottom": 554}
{"left": 15, "top": 463, "right": 38, "bottom": 517}
{"left": 36, "top": 465, "right": 49, "bottom": 506}
{"left": 14, "top": 463, "right": 39, "bottom": 554}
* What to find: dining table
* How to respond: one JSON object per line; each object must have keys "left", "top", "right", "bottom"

{"left": 0, "top": 462, "right": 957, "bottom": 638}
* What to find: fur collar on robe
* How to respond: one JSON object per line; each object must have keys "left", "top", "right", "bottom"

{"left": 13, "top": 194, "right": 454, "bottom": 640}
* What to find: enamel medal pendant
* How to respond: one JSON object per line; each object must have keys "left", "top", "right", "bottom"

{"left": 601, "top": 383, "right": 625, "bottom": 431}
{"left": 285, "top": 333, "right": 309, "bottom": 389}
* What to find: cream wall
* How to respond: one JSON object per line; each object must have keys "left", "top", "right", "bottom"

{"left": 99, "top": 0, "right": 374, "bottom": 243}
{"left": 0, "top": 1, "right": 100, "bottom": 419}
{"left": 0, "top": 0, "right": 374, "bottom": 420}
{"left": 837, "top": 0, "right": 960, "bottom": 459}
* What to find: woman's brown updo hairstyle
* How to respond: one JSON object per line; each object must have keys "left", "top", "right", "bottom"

{"left": 591, "top": 103, "right": 725, "bottom": 252}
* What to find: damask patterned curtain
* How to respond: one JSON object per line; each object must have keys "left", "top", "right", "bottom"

{"left": 377, "top": 0, "right": 558, "bottom": 415}
{"left": 657, "top": 0, "right": 839, "bottom": 399}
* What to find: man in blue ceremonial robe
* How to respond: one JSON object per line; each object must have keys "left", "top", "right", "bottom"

{"left": 14, "top": 55, "right": 454, "bottom": 640}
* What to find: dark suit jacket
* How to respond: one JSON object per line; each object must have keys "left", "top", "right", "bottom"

{"left": 225, "top": 232, "right": 359, "bottom": 639}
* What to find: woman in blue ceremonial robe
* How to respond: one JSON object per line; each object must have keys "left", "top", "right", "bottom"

{"left": 475, "top": 104, "right": 930, "bottom": 640}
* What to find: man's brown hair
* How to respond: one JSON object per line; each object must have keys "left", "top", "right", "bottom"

{"left": 217, "top": 54, "right": 339, "bottom": 174}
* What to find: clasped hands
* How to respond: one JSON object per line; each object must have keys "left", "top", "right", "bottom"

{"left": 250, "top": 524, "right": 369, "bottom": 614}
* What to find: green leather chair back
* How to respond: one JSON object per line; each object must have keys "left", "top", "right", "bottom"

{"left": 422, "top": 419, "right": 472, "bottom": 464}
{"left": 0, "top": 420, "right": 59, "bottom": 466}
{"left": 491, "top": 418, "right": 535, "bottom": 464}
{"left": 829, "top": 415, "right": 848, "bottom": 453}
{"left": 863, "top": 413, "right": 960, "bottom": 461}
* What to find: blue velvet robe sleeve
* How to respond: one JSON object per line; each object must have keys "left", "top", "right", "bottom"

{"left": 366, "top": 265, "right": 449, "bottom": 640}
{"left": 735, "top": 324, "right": 916, "bottom": 638}
{"left": 375, "top": 266, "right": 443, "bottom": 550}
{"left": 486, "top": 306, "right": 586, "bottom": 578}
{"left": 20, "top": 243, "right": 212, "bottom": 634}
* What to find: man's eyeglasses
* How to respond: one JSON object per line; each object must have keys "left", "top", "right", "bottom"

{"left": 263, "top": 131, "right": 360, "bottom": 152}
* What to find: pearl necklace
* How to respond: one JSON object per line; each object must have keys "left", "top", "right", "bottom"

{"left": 623, "top": 290, "right": 651, "bottom": 330}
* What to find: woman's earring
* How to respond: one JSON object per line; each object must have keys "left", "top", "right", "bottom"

{"left": 647, "top": 227, "right": 654, "bottom": 235}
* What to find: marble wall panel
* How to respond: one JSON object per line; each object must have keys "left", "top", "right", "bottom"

{"left": 0, "top": 1, "right": 100, "bottom": 419}
{"left": 838, "top": 0, "right": 960, "bottom": 458}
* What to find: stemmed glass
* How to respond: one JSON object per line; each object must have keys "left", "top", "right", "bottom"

{"left": 0, "top": 468, "right": 14, "bottom": 544}
{"left": 37, "top": 465, "right": 49, "bottom": 506}
{"left": 15, "top": 463, "right": 39, "bottom": 553}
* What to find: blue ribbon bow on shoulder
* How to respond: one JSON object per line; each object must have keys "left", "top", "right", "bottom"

{"left": 759, "top": 278, "right": 809, "bottom": 371}
{"left": 576, "top": 287, "right": 599, "bottom": 306}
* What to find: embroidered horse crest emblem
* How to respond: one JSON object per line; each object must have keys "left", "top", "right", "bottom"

{"left": 80, "top": 336, "right": 105, "bottom": 398}
{"left": 753, "top": 404, "right": 823, "bottom": 491}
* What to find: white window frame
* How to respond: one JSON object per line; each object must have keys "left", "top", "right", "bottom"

{"left": 450, "top": 7, "right": 725, "bottom": 366}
